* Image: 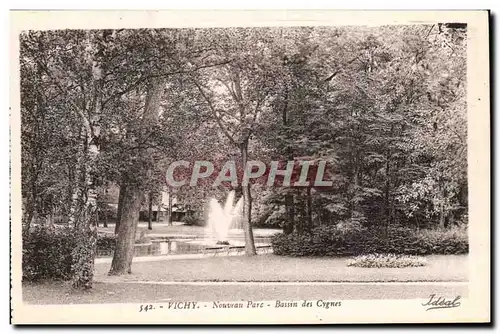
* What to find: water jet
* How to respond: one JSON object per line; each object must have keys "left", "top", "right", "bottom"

{"left": 206, "top": 191, "right": 243, "bottom": 245}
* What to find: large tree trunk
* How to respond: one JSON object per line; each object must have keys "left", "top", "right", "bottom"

{"left": 68, "top": 127, "right": 85, "bottom": 228}
{"left": 115, "top": 182, "right": 126, "bottom": 234}
{"left": 70, "top": 30, "right": 108, "bottom": 288}
{"left": 71, "top": 133, "right": 99, "bottom": 289}
{"left": 108, "top": 184, "right": 143, "bottom": 275}
{"left": 241, "top": 143, "right": 257, "bottom": 255}
{"left": 108, "top": 76, "right": 165, "bottom": 275}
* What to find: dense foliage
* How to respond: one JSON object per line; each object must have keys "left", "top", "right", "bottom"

{"left": 22, "top": 227, "right": 76, "bottom": 281}
{"left": 23, "top": 228, "right": 119, "bottom": 281}
{"left": 271, "top": 225, "right": 468, "bottom": 257}
{"left": 96, "top": 233, "right": 117, "bottom": 252}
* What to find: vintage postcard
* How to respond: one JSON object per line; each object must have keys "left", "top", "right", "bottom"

{"left": 10, "top": 10, "right": 490, "bottom": 324}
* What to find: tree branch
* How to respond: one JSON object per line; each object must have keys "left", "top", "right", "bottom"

{"left": 102, "top": 59, "right": 233, "bottom": 108}
{"left": 190, "top": 79, "right": 238, "bottom": 147}
{"left": 35, "top": 59, "right": 92, "bottom": 136}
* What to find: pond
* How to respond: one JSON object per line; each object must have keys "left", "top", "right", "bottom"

{"left": 96, "top": 235, "right": 273, "bottom": 258}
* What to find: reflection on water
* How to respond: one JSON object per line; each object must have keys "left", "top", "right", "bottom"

{"left": 96, "top": 236, "right": 272, "bottom": 257}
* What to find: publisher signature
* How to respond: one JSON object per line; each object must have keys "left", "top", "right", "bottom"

{"left": 422, "top": 294, "right": 461, "bottom": 311}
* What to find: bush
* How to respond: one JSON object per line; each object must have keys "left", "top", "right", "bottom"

{"left": 346, "top": 253, "right": 427, "bottom": 268}
{"left": 415, "top": 226, "right": 468, "bottom": 255}
{"left": 23, "top": 226, "right": 76, "bottom": 281}
{"left": 271, "top": 224, "right": 468, "bottom": 257}
{"left": 97, "top": 233, "right": 116, "bottom": 251}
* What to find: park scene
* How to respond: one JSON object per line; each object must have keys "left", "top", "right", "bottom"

{"left": 20, "top": 24, "right": 468, "bottom": 304}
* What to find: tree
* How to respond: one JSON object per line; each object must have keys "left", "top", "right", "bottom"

{"left": 189, "top": 28, "right": 282, "bottom": 255}
{"left": 108, "top": 28, "right": 232, "bottom": 273}
{"left": 20, "top": 29, "right": 124, "bottom": 288}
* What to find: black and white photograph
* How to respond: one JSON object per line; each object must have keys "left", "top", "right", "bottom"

{"left": 10, "top": 10, "right": 490, "bottom": 324}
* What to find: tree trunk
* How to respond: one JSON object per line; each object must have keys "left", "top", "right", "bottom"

{"left": 168, "top": 188, "right": 173, "bottom": 226}
{"left": 68, "top": 127, "right": 84, "bottom": 228}
{"left": 439, "top": 184, "right": 446, "bottom": 228}
{"left": 156, "top": 201, "right": 161, "bottom": 222}
{"left": 241, "top": 143, "right": 257, "bottom": 255}
{"left": 70, "top": 136, "right": 99, "bottom": 289}
{"left": 147, "top": 191, "right": 153, "bottom": 230}
{"left": 24, "top": 163, "right": 39, "bottom": 233}
{"left": 115, "top": 182, "right": 126, "bottom": 234}
{"left": 439, "top": 206, "right": 446, "bottom": 228}
{"left": 351, "top": 150, "right": 362, "bottom": 223}
{"left": 385, "top": 149, "right": 391, "bottom": 233}
{"left": 103, "top": 205, "right": 108, "bottom": 228}
{"left": 24, "top": 207, "right": 34, "bottom": 235}
{"left": 108, "top": 184, "right": 143, "bottom": 275}
{"left": 283, "top": 191, "right": 294, "bottom": 235}
{"left": 156, "top": 192, "right": 161, "bottom": 223}
{"left": 305, "top": 186, "right": 313, "bottom": 230}
{"left": 71, "top": 196, "right": 98, "bottom": 289}
{"left": 281, "top": 86, "right": 295, "bottom": 234}
{"left": 46, "top": 207, "right": 55, "bottom": 228}
{"left": 94, "top": 208, "right": 99, "bottom": 227}
{"left": 294, "top": 188, "right": 306, "bottom": 234}
{"left": 70, "top": 29, "right": 108, "bottom": 288}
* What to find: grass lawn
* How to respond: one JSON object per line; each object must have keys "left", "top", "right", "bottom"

{"left": 95, "top": 254, "right": 468, "bottom": 283}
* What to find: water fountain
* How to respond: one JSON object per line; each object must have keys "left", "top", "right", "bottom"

{"left": 206, "top": 191, "right": 243, "bottom": 245}
{"left": 98, "top": 190, "right": 275, "bottom": 258}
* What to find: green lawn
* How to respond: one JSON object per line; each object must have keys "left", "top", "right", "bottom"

{"left": 95, "top": 254, "right": 468, "bottom": 283}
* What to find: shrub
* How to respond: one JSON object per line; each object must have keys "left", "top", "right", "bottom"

{"left": 22, "top": 226, "right": 76, "bottom": 281}
{"left": 271, "top": 224, "right": 468, "bottom": 257}
{"left": 346, "top": 253, "right": 427, "bottom": 268}
{"left": 97, "top": 233, "right": 116, "bottom": 251}
{"left": 415, "top": 226, "right": 468, "bottom": 255}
